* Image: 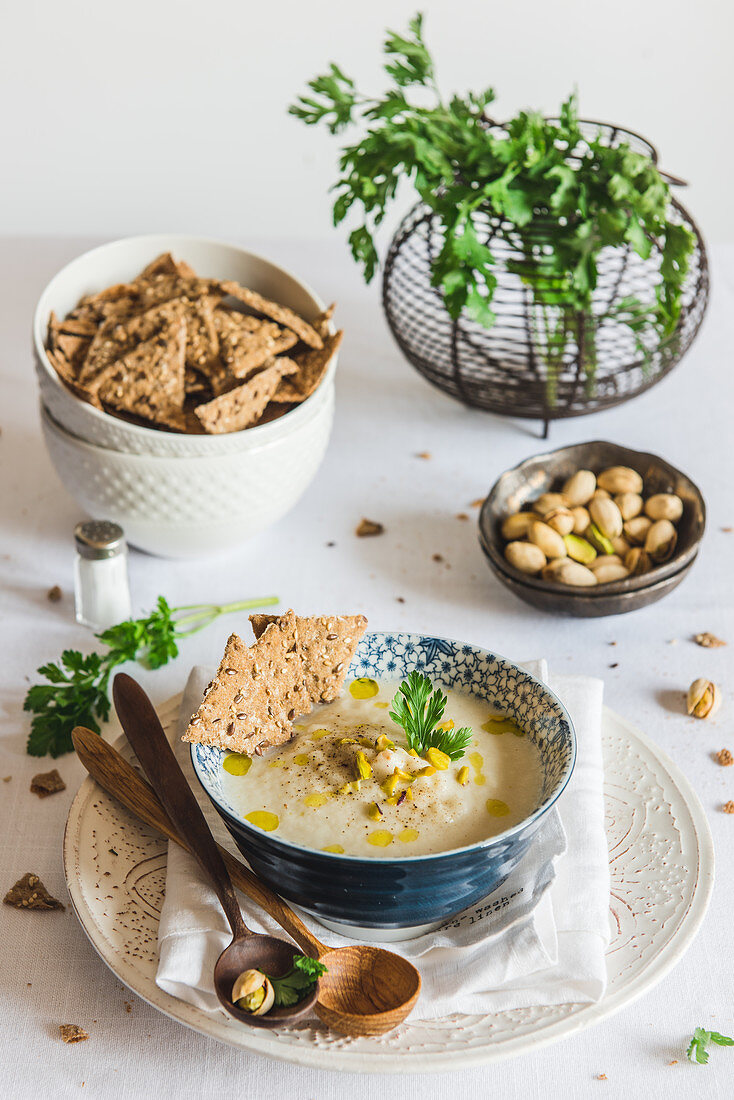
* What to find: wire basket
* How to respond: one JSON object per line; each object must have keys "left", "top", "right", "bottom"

{"left": 382, "top": 122, "right": 709, "bottom": 435}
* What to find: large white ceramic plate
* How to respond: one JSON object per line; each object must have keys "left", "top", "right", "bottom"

{"left": 63, "top": 697, "right": 714, "bottom": 1073}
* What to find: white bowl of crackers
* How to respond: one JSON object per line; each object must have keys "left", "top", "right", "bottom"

{"left": 33, "top": 235, "right": 341, "bottom": 557}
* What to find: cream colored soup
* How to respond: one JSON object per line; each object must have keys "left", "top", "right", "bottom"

{"left": 220, "top": 678, "right": 543, "bottom": 858}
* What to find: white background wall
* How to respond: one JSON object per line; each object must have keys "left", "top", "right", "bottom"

{"left": 2, "top": 0, "right": 731, "bottom": 250}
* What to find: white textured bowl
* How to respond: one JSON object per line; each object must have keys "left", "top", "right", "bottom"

{"left": 40, "top": 395, "right": 334, "bottom": 558}
{"left": 33, "top": 234, "right": 334, "bottom": 457}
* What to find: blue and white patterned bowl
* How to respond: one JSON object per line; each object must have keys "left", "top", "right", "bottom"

{"left": 191, "top": 632, "right": 576, "bottom": 938}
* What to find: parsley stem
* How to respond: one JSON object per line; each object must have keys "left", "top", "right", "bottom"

{"left": 173, "top": 596, "right": 279, "bottom": 635}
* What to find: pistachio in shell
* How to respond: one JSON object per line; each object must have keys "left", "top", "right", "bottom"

{"left": 591, "top": 488, "right": 612, "bottom": 501}
{"left": 570, "top": 505, "right": 591, "bottom": 534}
{"left": 564, "top": 533, "right": 597, "bottom": 565}
{"left": 548, "top": 560, "right": 598, "bottom": 587}
{"left": 590, "top": 560, "right": 630, "bottom": 584}
{"left": 561, "top": 469, "right": 596, "bottom": 507}
{"left": 611, "top": 535, "right": 631, "bottom": 557}
{"left": 614, "top": 492, "right": 643, "bottom": 521}
{"left": 532, "top": 492, "right": 568, "bottom": 516}
{"left": 504, "top": 541, "right": 546, "bottom": 575}
{"left": 544, "top": 506, "right": 575, "bottom": 537}
{"left": 686, "top": 678, "right": 722, "bottom": 720}
{"left": 528, "top": 520, "right": 567, "bottom": 559}
{"left": 589, "top": 496, "right": 624, "bottom": 540}
{"left": 645, "top": 518, "right": 678, "bottom": 562}
{"left": 597, "top": 465, "right": 643, "bottom": 495}
{"left": 644, "top": 493, "right": 684, "bottom": 523}
{"left": 623, "top": 515, "right": 652, "bottom": 545}
{"left": 589, "top": 553, "right": 623, "bottom": 571}
{"left": 586, "top": 522, "right": 615, "bottom": 556}
{"left": 501, "top": 511, "right": 534, "bottom": 541}
{"left": 625, "top": 547, "right": 651, "bottom": 575}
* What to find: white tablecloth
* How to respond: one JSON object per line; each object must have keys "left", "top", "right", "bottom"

{"left": 1, "top": 236, "right": 732, "bottom": 1098}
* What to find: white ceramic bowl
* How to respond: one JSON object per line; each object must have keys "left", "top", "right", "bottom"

{"left": 40, "top": 394, "right": 334, "bottom": 558}
{"left": 33, "top": 234, "right": 334, "bottom": 457}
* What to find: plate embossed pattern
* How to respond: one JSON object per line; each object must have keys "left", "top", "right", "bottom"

{"left": 63, "top": 697, "right": 713, "bottom": 1073}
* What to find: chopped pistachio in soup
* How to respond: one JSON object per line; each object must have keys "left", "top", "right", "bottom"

{"left": 220, "top": 678, "right": 543, "bottom": 857}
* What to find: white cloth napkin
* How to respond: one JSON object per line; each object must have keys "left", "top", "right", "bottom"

{"left": 156, "top": 662, "right": 609, "bottom": 1019}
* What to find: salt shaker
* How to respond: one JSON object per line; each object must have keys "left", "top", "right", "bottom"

{"left": 74, "top": 520, "right": 132, "bottom": 631}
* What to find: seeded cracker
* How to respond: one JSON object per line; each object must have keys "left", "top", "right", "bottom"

{"left": 79, "top": 298, "right": 187, "bottom": 385}
{"left": 194, "top": 358, "right": 297, "bottom": 434}
{"left": 140, "top": 252, "right": 197, "bottom": 280}
{"left": 59, "top": 1025, "right": 89, "bottom": 1044}
{"left": 249, "top": 611, "right": 368, "bottom": 703}
{"left": 4, "top": 872, "right": 65, "bottom": 910}
{"left": 219, "top": 280, "right": 323, "bottom": 349}
{"left": 276, "top": 330, "right": 343, "bottom": 403}
{"left": 215, "top": 309, "right": 297, "bottom": 379}
{"left": 183, "top": 612, "right": 311, "bottom": 755}
{"left": 30, "top": 769, "right": 66, "bottom": 798}
{"left": 94, "top": 318, "right": 187, "bottom": 428}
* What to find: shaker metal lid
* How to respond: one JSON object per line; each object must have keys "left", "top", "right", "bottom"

{"left": 74, "top": 520, "right": 126, "bottom": 560}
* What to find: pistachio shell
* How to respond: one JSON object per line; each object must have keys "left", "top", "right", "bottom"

{"left": 644, "top": 493, "right": 684, "bottom": 522}
{"left": 544, "top": 506, "right": 575, "bottom": 537}
{"left": 528, "top": 520, "right": 567, "bottom": 559}
{"left": 611, "top": 535, "right": 631, "bottom": 556}
{"left": 532, "top": 492, "right": 568, "bottom": 515}
{"left": 564, "top": 533, "right": 597, "bottom": 564}
{"left": 597, "top": 466, "right": 643, "bottom": 494}
{"left": 614, "top": 492, "right": 643, "bottom": 521}
{"left": 501, "top": 511, "right": 534, "bottom": 541}
{"left": 548, "top": 560, "right": 598, "bottom": 587}
{"left": 561, "top": 469, "right": 596, "bottom": 507}
{"left": 624, "top": 515, "right": 652, "bottom": 545}
{"left": 541, "top": 558, "right": 569, "bottom": 580}
{"left": 586, "top": 522, "right": 615, "bottom": 555}
{"left": 504, "top": 541, "right": 546, "bottom": 575}
{"left": 625, "top": 547, "right": 651, "bottom": 575}
{"left": 570, "top": 505, "right": 591, "bottom": 534}
{"left": 686, "top": 678, "right": 722, "bottom": 719}
{"left": 589, "top": 496, "right": 624, "bottom": 539}
{"left": 645, "top": 519, "right": 677, "bottom": 562}
{"left": 590, "top": 561, "right": 630, "bottom": 584}
{"left": 589, "top": 554, "right": 623, "bottom": 571}
{"left": 591, "top": 488, "right": 612, "bottom": 501}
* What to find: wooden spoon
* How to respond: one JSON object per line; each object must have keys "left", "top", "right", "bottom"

{"left": 111, "top": 673, "right": 318, "bottom": 1029}
{"left": 73, "top": 719, "right": 421, "bottom": 1037}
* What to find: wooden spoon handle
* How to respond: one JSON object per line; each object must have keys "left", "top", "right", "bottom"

{"left": 112, "top": 673, "right": 248, "bottom": 942}
{"left": 71, "top": 725, "right": 327, "bottom": 959}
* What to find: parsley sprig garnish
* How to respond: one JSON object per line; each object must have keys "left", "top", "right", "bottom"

{"left": 24, "top": 595, "right": 278, "bottom": 758}
{"left": 687, "top": 1027, "right": 734, "bottom": 1065}
{"left": 267, "top": 955, "right": 327, "bottom": 1007}
{"left": 291, "top": 13, "right": 695, "bottom": 394}
{"left": 389, "top": 670, "right": 472, "bottom": 760}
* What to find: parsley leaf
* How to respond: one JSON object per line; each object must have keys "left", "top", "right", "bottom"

{"left": 687, "top": 1027, "right": 734, "bottom": 1064}
{"left": 266, "top": 955, "right": 328, "bottom": 1007}
{"left": 291, "top": 14, "right": 695, "bottom": 404}
{"left": 389, "top": 671, "right": 472, "bottom": 760}
{"left": 25, "top": 595, "right": 278, "bottom": 757}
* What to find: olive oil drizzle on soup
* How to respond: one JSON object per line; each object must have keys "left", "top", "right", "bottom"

{"left": 220, "top": 679, "right": 543, "bottom": 858}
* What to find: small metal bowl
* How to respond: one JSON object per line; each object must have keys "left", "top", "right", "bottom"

{"left": 479, "top": 441, "right": 706, "bottom": 617}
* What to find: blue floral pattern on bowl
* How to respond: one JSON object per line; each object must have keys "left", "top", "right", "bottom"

{"left": 191, "top": 632, "right": 575, "bottom": 931}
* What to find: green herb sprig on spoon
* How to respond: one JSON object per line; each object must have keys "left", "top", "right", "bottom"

{"left": 389, "top": 670, "right": 472, "bottom": 760}
{"left": 24, "top": 594, "right": 278, "bottom": 758}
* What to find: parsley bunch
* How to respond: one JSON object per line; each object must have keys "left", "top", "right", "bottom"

{"left": 267, "top": 955, "right": 328, "bottom": 1007}
{"left": 24, "top": 595, "right": 277, "bottom": 758}
{"left": 687, "top": 1028, "right": 734, "bottom": 1065}
{"left": 291, "top": 13, "right": 695, "bottom": 398}
{"left": 389, "top": 670, "right": 472, "bottom": 760}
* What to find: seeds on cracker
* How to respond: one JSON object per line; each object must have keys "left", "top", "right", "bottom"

{"left": 59, "top": 1024, "right": 89, "bottom": 1044}
{"left": 30, "top": 769, "right": 66, "bottom": 798}
{"left": 46, "top": 252, "right": 337, "bottom": 435}
{"left": 4, "top": 872, "right": 65, "bottom": 910}
{"left": 194, "top": 358, "right": 298, "bottom": 434}
{"left": 250, "top": 612, "right": 368, "bottom": 704}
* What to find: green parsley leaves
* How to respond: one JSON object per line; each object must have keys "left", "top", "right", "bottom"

{"left": 25, "top": 595, "right": 277, "bottom": 757}
{"left": 389, "top": 671, "right": 472, "bottom": 760}
{"left": 687, "top": 1027, "right": 734, "bottom": 1065}
{"left": 267, "top": 955, "right": 328, "bottom": 1008}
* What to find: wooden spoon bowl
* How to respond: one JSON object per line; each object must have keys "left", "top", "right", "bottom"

{"left": 315, "top": 944, "right": 421, "bottom": 1036}
{"left": 214, "top": 934, "right": 318, "bottom": 1027}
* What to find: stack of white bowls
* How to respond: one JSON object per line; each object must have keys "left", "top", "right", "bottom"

{"left": 33, "top": 235, "right": 337, "bottom": 558}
